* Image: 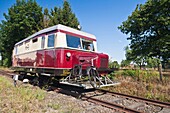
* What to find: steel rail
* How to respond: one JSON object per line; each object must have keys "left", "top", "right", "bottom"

{"left": 52, "top": 86, "right": 142, "bottom": 113}
{"left": 98, "top": 89, "right": 170, "bottom": 108}
{"left": 81, "top": 94, "right": 142, "bottom": 113}
{"left": 0, "top": 70, "right": 14, "bottom": 77}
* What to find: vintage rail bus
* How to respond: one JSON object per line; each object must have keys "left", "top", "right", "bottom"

{"left": 12, "top": 24, "right": 114, "bottom": 88}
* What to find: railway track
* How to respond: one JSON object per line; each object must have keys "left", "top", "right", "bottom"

{"left": 50, "top": 86, "right": 170, "bottom": 113}
{"left": 98, "top": 89, "right": 170, "bottom": 108}
{"left": 81, "top": 93, "right": 140, "bottom": 113}
{"left": 81, "top": 89, "right": 170, "bottom": 113}
{"left": 1, "top": 69, "right": 170, "bottom": 113}
{"left": 0, "top": 69, "right": 14, "bottom": 77}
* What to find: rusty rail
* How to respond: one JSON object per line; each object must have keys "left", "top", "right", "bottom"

{"left": 81, "top": 94, "right": 142, "bottom": 113}
{"left": 98, "top": 89, "right": 170, "bottom": 108}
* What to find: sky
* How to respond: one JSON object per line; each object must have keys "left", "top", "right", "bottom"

{"left": 0, "top": 0, "right": 147, "bottom": 63}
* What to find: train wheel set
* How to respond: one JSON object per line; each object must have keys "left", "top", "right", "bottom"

{"left": 14, "top": 65, "right": 119, "bottom": 89}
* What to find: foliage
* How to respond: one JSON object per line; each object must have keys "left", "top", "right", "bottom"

{"left": 120, "top": 59, "right": 131, "bottom": 67}
{"left": 48, "top": 1, "right": 80, "bottom": 29}
{"left": 109, "top": 60, "right": 120, "bottom": 69}
{"left": 43, "top": 8, "right": 50, "bottom": 28}
{"left": 146, "top": 57, "right": 160, "bottom": 68}
{"left": 0, "top": 0, "right": 43, "bottom": 67}
{"left": 124, "top": 46, "right": 160, "bottom": 69}
{"left": 118, "top": 0, "right": 170, "bottom": 80}
{"left": 48, "top": 103, "right": 60, "bottom": 110}
{"left": 104, "top": 70, "right": 170, "bottom": 102}
{"left": 118, "top": 0, "right": 170, "bottom": 62}
{"left": 121, "top": 69, "right": 159, "bottom": 81}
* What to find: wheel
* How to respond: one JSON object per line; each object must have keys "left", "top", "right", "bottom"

{"left": 73, "top": 65, "right": 82, "bottom": 76}
{"left": 86, "top": 66, "right": 100, "bottom": 88}
{"left": 38, "top": 75, "right": 52, "bottom": 89}
{"left": 72, "top": 65, "right": 83, "bottom": 81}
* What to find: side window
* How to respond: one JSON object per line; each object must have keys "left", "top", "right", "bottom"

{"left": 41, "top": 36, "right": 45, "bottom": 48}
{"left": 66, "top": 35, "right": 81, "bottom": 48}
{"left": 48, "top": 34, "right": 55, "bottom": 47}
{"left": 32, "top": 38, "right": 38, "bottom": 43}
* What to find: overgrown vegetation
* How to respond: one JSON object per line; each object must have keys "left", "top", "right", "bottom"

{"left": 0, "top": 75, "right": 83, "bottom": 112}
{"left": 105, "top": 70, "right": 170, "bottom": 102}
{"left": 0, "top": 76, "right": 46, "bottom": 112}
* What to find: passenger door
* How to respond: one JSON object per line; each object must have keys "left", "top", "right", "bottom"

{"left": 36, "top": 36, "right": 45, "bottom": 67}
{"left": 44, "top": 34, "right": 55, "bottom": 67}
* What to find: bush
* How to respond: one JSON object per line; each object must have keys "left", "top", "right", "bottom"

{"left": 122, "top": 70, "right": 139, "bottom": 77}
{"left": 115, "top": 69, "right": 159, "bottom": 82}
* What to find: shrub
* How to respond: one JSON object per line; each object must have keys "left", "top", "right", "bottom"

{"left": 115, "top": 69, "right": 159, "bottom": 82}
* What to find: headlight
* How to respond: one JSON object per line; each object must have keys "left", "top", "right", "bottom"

{"left": 66, "top": 52, "right": 71, "bottom": 58}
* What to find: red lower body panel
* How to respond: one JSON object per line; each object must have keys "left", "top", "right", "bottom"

{"left": 13, "top": 48, "right": 109, "bottom": 71}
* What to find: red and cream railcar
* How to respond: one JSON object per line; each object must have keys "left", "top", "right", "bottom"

{"left": 12, "top": 24, "right": 109, "bottom": 77}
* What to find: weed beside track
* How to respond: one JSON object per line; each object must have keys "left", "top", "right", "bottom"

{"left": 105, "top": 70, "right": 170, "bottom": 102}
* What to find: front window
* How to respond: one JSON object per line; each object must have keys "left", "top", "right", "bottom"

{"left": 82, "top": 39, "right": 94, "bottom": 51}
{"left": 66, "top": 35, "right": 81, "bottom": 48}
{"left": 48, "top": 34, "right": 55, "bottom": 47}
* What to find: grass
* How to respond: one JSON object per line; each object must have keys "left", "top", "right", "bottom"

{"left": 48, "top": 103, "right": 60, "bottom": 110}
{"left": 0, "top": 66, "right": 12, "bottom": 72}
{"left": 0, "top": 76, "right": 46, "bottom": 113}
{"left": 0, "top": 75, "right": 83, "bottom": 113}
{"left": 104, "top": 69, "right": 170, "bottom": 102}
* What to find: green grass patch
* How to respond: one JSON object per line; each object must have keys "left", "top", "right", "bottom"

{"left": 48, "top": 103, "right": 60, "bottom": 110}
{"left": 113, "top": 69, "right": 159, "bottom": 82}
{"left": 0, "top": 76, "right": 46, "bottom": 113}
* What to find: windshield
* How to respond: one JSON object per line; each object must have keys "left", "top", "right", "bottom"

{"left": 66, "top": 34, "right": 95, "bottom": 51}
{"left": 66, "top": 35, "right": 81, "bottom": 48}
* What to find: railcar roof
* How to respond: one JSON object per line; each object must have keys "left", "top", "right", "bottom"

{"left": 15, "top": 24, "right": 96, "bottom": 46}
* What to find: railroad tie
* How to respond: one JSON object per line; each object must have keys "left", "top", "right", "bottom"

{"left": 128, "top": 102, "right": 145, "bottom": 109}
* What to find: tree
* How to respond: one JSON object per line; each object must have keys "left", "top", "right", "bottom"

{"left": 49, "top": 1, "right": 80, "bottom": 29}
{"left": 146, "top": 57, "right": 160, "bottom": 69}
{"left": 120, "top": 60, "right": 131, "bottom": 67}
{"left": 43, "top": 8, "right": 50, "bottom": 28}
{"left": 0, "top": 0, "right": 43, "bottom": 66}
{"left": 125, "top": 46, "right": 146, "bottom": 69}
{"left": 125, "top": 46, "right": 160, "bottom": 69}
{"left": 118, "top": 0, "right": 170, "bottom": 81}
{"left": 109, "top": 60, "right": 120, "bottom": 69}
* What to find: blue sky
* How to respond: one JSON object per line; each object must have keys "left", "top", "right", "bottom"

{"left": 0, "top": 0, "right": 146, "bottom": 63}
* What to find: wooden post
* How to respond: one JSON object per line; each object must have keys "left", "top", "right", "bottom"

{"left": 158, "top": 63, "right": 163, "bottom": 82}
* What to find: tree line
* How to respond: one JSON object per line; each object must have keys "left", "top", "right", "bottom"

{"left": 0, "top": 0, "right": 80, "bottom": 67}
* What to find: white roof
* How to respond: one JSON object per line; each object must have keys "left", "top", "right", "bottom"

{"left": 15, "top": 24, "right": 96, "bottom": 46}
